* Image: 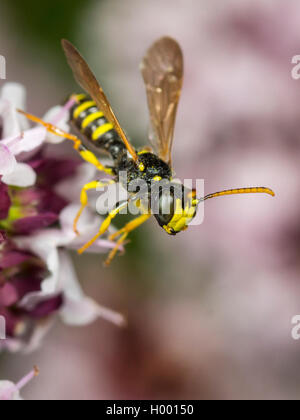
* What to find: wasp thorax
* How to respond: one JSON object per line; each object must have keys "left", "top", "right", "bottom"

{"left": 137, "top": 153, "right": 172, "bottom": 182}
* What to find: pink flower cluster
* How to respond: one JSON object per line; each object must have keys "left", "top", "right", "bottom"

{"left": 0, "top": 83, "right": 125, "bottom": 352}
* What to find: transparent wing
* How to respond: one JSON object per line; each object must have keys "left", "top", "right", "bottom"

{"left": 62, "top": 39, "right": 138, "bottom": 162}
{"left": 140, "top": 36, "right": 183, "bottom": 166}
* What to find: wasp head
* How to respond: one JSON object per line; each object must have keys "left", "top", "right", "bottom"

{"left": 153, "top": 182, "right": 198, "bottom": 235}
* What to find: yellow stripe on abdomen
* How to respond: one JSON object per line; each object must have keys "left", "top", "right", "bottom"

{"left": 92, "top": 123, "right": 114, "bottom": 140}
{"left": 81, "top": 111, "right": 104, "bottom": 130}
{"left": 73, "top": 101, "right": 96, "bottom": 119}
{"left": 74, "top": 93, "right": 87, "bottom": 103}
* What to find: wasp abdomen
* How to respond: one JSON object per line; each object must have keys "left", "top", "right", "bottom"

{"left": 70, "top": 94, "right": 127, "bottom": 161}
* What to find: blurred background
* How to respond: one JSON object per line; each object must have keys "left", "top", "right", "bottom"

{"left": 1, "top": 0, "right": 300, "bottom": 399}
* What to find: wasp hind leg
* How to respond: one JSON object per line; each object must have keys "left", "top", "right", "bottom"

{"left": 74, "top": 179, "right": 116, "bottom": 235}
{"left": 105, "top": 213, "right": 151, "bottom": 266}
{"left": 17, "top": 110, "right": 114, "bottom": 176}
{"left": 76, "top": 144, "right": 114, "bottom": 175}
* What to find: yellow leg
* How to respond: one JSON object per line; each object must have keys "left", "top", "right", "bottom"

{"left": 77, "top": 146, "right": 114, "bottom": 175}
{"left": 17, "top": 109, "right": 113, "bottom": 176}
{"left": 104, "top": 233, "right": 129, "bottom": 267}
{"left": 108, "top": 213, "right": 151, "bottom": 241}
{"left": 104, "top": 213, "right": 151, "bottom": 266}
{"left": 74, "top": 179, "right": 115, "bottom": 235}
{"left": 78, "top": 201, "right": 129, "bottom": 255}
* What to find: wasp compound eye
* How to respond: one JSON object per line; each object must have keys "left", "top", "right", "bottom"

{"left": 154, "top": 188, "right": 175, "bottom": 227}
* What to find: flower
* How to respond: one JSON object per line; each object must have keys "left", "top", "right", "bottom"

{"left": 0, "top": 83, "right": 45, "bottom": 186}
{"left": 0, "top": 151, "right": 81, "bottom": 236}
{"left": 0, "top": 82, "right": 126, "bottom": 352}
{"left": 16, "top": 204, "right": 126, "bottom": 331}
{"left": 0, "top": 82, "right": 74, "bottom": 187}
{"left": 0, "top": 367, "right": 39, "bottom": 400}
{"left": 0, "top": 240, "right": 62, "bottom": 339}
{"left": 0, "top": 226, "right": 125, "bottom": 352}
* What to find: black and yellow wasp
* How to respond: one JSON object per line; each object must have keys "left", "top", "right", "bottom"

{"left": 19, "top": 37, "right": 275, "bottom": 265}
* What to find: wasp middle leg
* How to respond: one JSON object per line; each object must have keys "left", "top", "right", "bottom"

{"left": 74, "top": 179, "right": 116, "bottom": 235}
{"left": 77, "top": 200, "right": 130, "bottom": 255}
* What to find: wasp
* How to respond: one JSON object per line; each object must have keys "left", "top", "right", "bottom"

{"left": 19, "top": 37, "right": 275, "bottom": 265}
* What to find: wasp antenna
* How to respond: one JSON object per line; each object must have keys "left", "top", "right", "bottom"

{"left": 203, "top": 187, "right": 275, "bottom": 201}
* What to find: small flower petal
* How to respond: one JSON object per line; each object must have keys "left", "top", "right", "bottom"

{"left": 26, "top": 294, "right": 64, "bottom": 318}
{"left": 61, "top": 295, "right": 126, "bottom": 327}
{"left": 13, "top": 213, "right": 58, "bottom": 235}
{"left": 0, "top": 367, "right": 39, "bottom": 400}
{"left": 2, "top": 162, "right": 37, "bottom": 187}
{"left": 43, "top": 105, "right": 71, "bottom": 144}
{"left": 0, "top": 230, "right": 7, "bottom": 244}
{"left": 0, "top": 381, "right": 22, "bottom": 401}
{"left": 56, "top": 162, "right": 97, "bottom": 203}
{"left": 0, "top": 83, "right": 29, "bottom": 137}
{"left": 0, "top": 143, "right": 16, "bottom": 176}
{"left": 1, "top": 83, "right": 27, "bottom": 119}
{"left": 2, "top": 127, "right": 47, "bottom": 156}
{"left": 29, "top": 156, "right": 80, "bottom": 187}
{"left": 0, "top": 283, "right": 19, "bottom": 307}
{"left": 49, "top": 97, "right": 76, "bottom": 125}
{"left": 58, "top": 252, "right": 126, "bottom": 327}
{"left": 0, "top": 249, "right": 32, "bottom": 270}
